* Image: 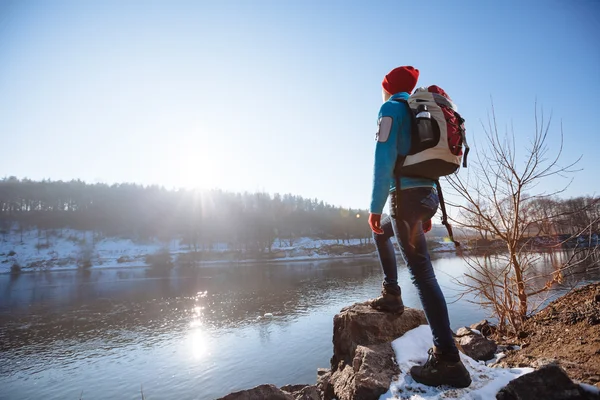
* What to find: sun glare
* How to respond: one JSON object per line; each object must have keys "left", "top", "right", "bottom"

{"left": 165, "top": 134, "right": 228, "bottom": 190}
{"left": 188, "top": 313, "right": 210, "bottom": 359}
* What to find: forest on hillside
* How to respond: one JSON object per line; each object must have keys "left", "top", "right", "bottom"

{"left": 0, "top": 177, "right": 598, "bottom": 254}
{"left": 0, "top": 177, "right": 371, "bottom": 253}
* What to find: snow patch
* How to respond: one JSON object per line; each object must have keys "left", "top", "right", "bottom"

{"left": 380, "top": 325, "right": 533, "bottom": 400}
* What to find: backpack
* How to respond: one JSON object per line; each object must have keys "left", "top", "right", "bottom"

{"left": 394, "top": 85, "right": 469, "bottom": 180}
{"left": 392, "top": 85, "right": 469, "bottom": 246}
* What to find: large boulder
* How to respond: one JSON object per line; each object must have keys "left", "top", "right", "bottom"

{"left": 323, "top": 302, "right": 427, "bottom": 400}
{"left": 331, "top": 302, "right": 427, "bottom": 368}
{"left": 455, "top": 326, "right": 498, "bottom": 361}
{"left": 496, "top": 364, "right": 598, "bottom": 400}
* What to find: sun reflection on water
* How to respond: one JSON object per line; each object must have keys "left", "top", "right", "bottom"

{"left": 187, "top": 305, "right": 210, "bottom": 359}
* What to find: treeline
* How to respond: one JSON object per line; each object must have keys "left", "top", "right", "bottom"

{"left": 527, "top": 196, "right": 600, "bottom": 236}
{"left": 469, "top": 195, "right": 600, "bottom": 241}
{"left": 0, "top": 177, "right": 371, "bottom": 253}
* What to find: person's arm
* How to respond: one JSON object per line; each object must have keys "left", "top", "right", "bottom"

{"left": 369, "top": 101, "right": 400, "bottom": 215}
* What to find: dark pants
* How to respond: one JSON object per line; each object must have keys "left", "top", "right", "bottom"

{"left": 373, "top": 187, "right": 458, "bottom": 355}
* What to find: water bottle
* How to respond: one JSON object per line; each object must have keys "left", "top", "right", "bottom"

{"left": 415, "top": 104, "right": 436, "bottom": 148}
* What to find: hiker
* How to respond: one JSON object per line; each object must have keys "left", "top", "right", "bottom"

{"left": 367, "top": 66, "right": 471, "bottom": 388}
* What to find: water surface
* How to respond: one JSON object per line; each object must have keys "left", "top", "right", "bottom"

{"left": 1, "top": 253, "right": 597, "bottom": 400}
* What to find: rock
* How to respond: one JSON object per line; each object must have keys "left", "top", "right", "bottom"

{"left": 496, "top": 364, "right": 597, "bottom": 400}
{"left": 217, "top": 384, "right": 294, "bottom": 400}
{"left": 7, "top": 250, "right": 16, "bottom": 256}
{"left": 327, "top": 302, "right": 427, "bottom": 400}
{"left": 455, "top": 328, "right": 498, "bottom": 361}
{"left": 331, "top": 302, "right": 427, "bottom": 368}
{"left": 331, "top": 344, "right": 399, "bottom": 400}
{"left": 470, "top": 319, "right": 497, "bottom": 337}
{"left": 281, "top": 385, "right": 308, "bottom": 393}
{"left": 292, "top": 385, "right": 320, "bottom": 400}
{"left": 280, "top": 384, "right": 320, "bottom": 400}
{"left": 316, "top": 369, "right": 334, "bottom": 400}
{"left": 456, "top": 326, "right": 472, "bottom": 337}
{"left": 531, "top": 357, "right": 559, "bottom": 369}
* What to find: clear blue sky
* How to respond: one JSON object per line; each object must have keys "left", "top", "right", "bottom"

{"left": 0, "top": 0, "right": 598, "bottom": 209}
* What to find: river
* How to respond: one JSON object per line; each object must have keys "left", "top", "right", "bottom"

{"left": 1, "top": 252, "right": 598, "bottom": 400}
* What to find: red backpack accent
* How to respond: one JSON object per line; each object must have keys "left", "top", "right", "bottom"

{"left": 428, "top": 86, "right": 464, "bottom": 157}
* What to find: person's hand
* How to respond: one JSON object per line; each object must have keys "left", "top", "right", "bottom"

{"left": 423, "top": 219, "right": 432, "bottom": 233}
{"left": 369, "top": 213, "right": 384, "bottom": 235}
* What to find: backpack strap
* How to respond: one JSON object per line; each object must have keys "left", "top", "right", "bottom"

{"left": 392, "top": 99, "right": 417, "bottom": 149}
{"left": 455, "top": 111, "right": 469, "bottom": 168}
{"left": 434, "top": 179, "right": 461, "bottom": 247}
{"left": 391, "top": 100, "right": 411, "bottom": 218}
{"left": 393, "top": 156, "right": 406, "bottom": 218}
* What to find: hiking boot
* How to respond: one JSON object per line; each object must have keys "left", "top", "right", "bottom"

{"left": 410, "top": 347, "right": 471, "bottom": 388}
{"left": 369, "top": 284, "right": 404, "bottom": 314}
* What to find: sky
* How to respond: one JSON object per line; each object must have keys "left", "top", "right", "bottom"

{"left": 0, "top": 0, "right": 599, "bottom": 210}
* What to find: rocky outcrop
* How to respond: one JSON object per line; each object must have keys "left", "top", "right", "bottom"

{"left": 496, "top": 364, "right": 598, "bottom": 400}
{"left": 216, "top": 302, "right": 426, "bottom": 400}
{"left": 217, "top": 294, "right": 600, "bottom": 400}
{"left": 331, "top": 302, "right": 427, "bottom": 368}
{"left": 455, "top": 326, "right": 498, "bottom": 361}
{"left": 322, "top": 302, "right": 427, "bottom": 400}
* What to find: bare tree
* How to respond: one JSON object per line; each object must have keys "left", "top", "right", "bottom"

{"left": 446, "top": 103, "right": 599, "bottom": 334}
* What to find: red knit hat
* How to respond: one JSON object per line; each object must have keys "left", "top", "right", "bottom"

{"left": 382, "top": 66, "right": 420, "bottom": 95}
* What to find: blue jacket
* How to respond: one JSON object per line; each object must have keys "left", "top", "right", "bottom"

{"left": 369, "top": 92, "right": 435, "bottom": 214}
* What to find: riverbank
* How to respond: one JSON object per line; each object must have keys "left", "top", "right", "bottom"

{"left": 496, "top": 282, "right": 600, "bottom": 388}
{"left": 0, "top": 229, "right": 459, "bottom": 274}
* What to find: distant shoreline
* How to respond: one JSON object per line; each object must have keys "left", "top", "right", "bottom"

{"left": 0, "top": 248, "right": 473, "bottom": 275}
{"left": 0, "top": 253, "right": 381, "bottom": 275}
{"left": 6, "top": 228, "right": 587, "bottom": 276}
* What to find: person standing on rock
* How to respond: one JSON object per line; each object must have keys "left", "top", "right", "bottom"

{"left": 367, "top": 65, "right": 471, "bottom": 388}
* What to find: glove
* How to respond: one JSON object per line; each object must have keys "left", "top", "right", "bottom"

{"left": 369, "top": 213, "right": 384, "bottom": 235}
{"left": 423, "top": 219, "right": 432, "bottom": 233}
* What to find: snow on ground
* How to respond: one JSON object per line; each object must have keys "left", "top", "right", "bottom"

{"left": 0, "top": 229, "right": 182, "bottom": 273}
{"left": 272, "top": 237, "right": 365, "bottom": 251}
{"left": 433, "top": 241, "right": 460, "bottom": 252}
{"left": 380, "top": 325, "right": 534, "bottom": 400}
